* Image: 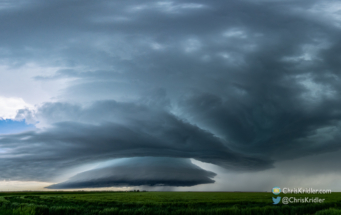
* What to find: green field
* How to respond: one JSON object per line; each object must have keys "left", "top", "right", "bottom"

{"left": 1, "top": 191, "right": 341, "bottom": 214}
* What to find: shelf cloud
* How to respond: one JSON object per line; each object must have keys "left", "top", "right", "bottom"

{"left": 47, "top": 157, "right": 216, "bottom": 189}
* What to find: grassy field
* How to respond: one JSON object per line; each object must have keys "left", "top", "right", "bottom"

{"left": 0, "top": 191, "right": 341, "bottom": 214}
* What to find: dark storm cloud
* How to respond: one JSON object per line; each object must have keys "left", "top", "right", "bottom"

{"left": 0, "top": 0, "right": 327, "bottom": 69}
{"left": 47, "top": 157, "right": 216, "bottom": 189}
{"left": 2, "top": 100, "right": 271, "bottom": 181}
{"left": 1, "top": 0, "right": 341, "bottom": 186}
{"left": 177, "top": 85, "right": 341, "bottom": 160}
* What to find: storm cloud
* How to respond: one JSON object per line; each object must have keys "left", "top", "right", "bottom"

{"left": 47, "top": 157, "right": 216, "bottom": 189}
{"left": 1, "top": 0, "right": 341, "bottom": 189}
{"left": 1, "top": 100, "right": 271, "bottom": 182}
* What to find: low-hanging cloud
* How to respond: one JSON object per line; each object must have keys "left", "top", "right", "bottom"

{"left": 47, "top": 157, "right": 216, "bottom": 189}
{"left": 1, "top": 100, "right": 272, "bottom": 182}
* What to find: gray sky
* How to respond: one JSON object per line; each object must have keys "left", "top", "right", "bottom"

{"left": 0, "top": 0, "right": 341, "bottom": 191}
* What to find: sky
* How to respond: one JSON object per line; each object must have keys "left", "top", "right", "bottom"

{"left": 0, "top": 0, "right": 341, "bottom": 191}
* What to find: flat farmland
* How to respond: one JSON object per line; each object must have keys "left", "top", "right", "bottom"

{"left": 0, "top": 191, "right": 341, "bottom": 214}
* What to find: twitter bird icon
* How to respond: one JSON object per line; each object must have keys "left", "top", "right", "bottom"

{"left": 272, "top": 197, "right": 281, "bottom": 204}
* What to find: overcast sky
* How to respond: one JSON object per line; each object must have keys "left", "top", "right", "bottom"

{"left": 1, "top": 0, "right": 341, "bottom": 191}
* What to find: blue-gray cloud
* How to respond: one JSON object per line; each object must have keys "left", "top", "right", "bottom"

{"left": 2, "top": 100, "right": 271, "bottom": 182}
{"left": 1, "top": 0, "right": 341, "bottom": 188}
{"left": 47, "top": 157, "right": 216, "bottom": 189}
